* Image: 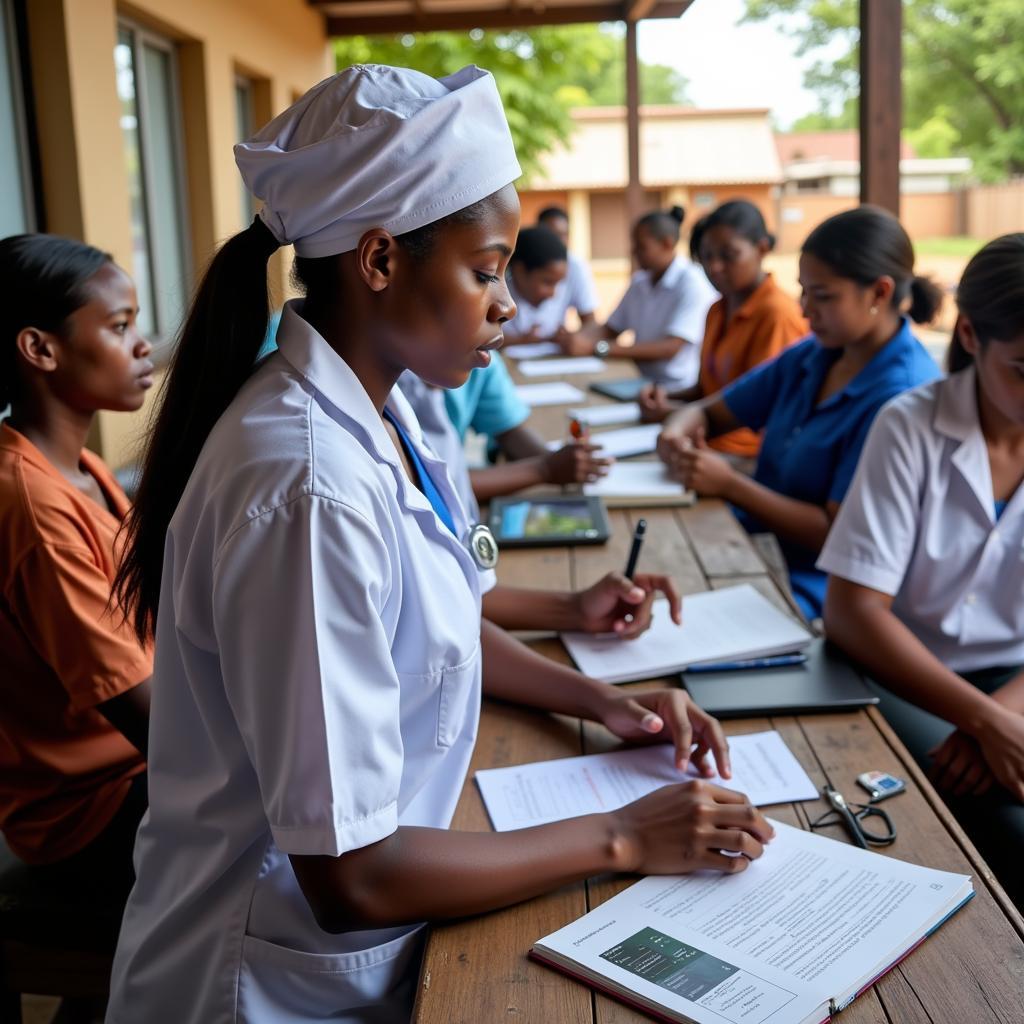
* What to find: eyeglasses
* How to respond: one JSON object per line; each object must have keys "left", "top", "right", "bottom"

{"left": 809, "top": 785, "right": 897, "bottom": 849}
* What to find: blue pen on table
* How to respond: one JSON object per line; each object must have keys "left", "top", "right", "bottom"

{"left": 623, "top": 518, "right": 646, "bottom": 580}
{"left": 685, "top": 653, "right": 808, "bottom": 674}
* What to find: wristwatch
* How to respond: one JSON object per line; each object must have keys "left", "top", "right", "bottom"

{"left": 594, "top": 339, "right": 612, "bottom": 358}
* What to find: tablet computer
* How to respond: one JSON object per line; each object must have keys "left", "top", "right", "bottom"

{"left": 589, "top": 379, "right": 649, "bottom": 402}
{"left": 487, "top": 495, "right": 611, "bottom": 548}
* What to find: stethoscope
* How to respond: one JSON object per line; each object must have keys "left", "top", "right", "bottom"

{"left": 464, "top": 523, "right": 499, "bottom": 570}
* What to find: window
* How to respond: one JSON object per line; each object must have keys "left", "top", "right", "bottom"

{"left": 114, "top": 21, "right": 190, "bottom": 345}
{"left": 235, "top": 75, "right": 257, "bottom": 227}
{"left": 0, "top": 0, "right": 35, "bottom": 235}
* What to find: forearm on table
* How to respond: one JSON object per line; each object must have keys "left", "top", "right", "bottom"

{"left": 614, "top": 336, "right": 687, "bottom": 362}
{"left": 291, "top": 814, "right": 624, "bottom": 933}
{"left": 481, "top": 618, "right": 610, "bottom": 720}
{"left": 469, "top": 462, "right": 545, "bottom": 501}
{"left": 496, "top": 424, "right": 549, "bottom": 460}
{"left": 991, "top": 670, "right": 1024, "bottom": 714}
{"left": 823, "top": 583, "right": 998, "bottom": 733}
{"left": 723, "top": 473, "right": 832, "bottom": 550}
{"left": 482, "top": 586, "right": 581, "bottom": 632}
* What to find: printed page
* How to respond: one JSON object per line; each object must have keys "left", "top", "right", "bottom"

{"left": 518, "top": 356, "right": 606, "bottom": 377}
{"left": 505, "top": 341, "right": 562, "bottom": 360}
{"left": 535, "top": 821, "right": 971, "bottom": 1024}
{"left": 514, "top": 382, "right": 586, "bottom": 406}
{"left": 562, "top": 587, "right": 812, "bottom": 683}
{"left": 590, "top": 424, "right": 662, "bottom": 458}
{"left": 477, "top": 731, "right": 818, "bottom": 831}
{"left": 567, "top": 403, "right": 642, "bottom": 427}
{"left": 583, "top": 461, "right": 688, "bottom": 500}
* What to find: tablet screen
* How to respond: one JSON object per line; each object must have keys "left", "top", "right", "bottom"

{"left": 499, "top": 499, "right": 602, "bottom": 540}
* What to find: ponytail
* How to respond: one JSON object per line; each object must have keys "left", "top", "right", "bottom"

{"left": 907, "top": 275, "right": 943, "bottom": 325}
{"left": 115, "top": 217, "right": 279, "bottom": 642}
{"left": 636, "top": 205, "right": 686, "bottom": 244}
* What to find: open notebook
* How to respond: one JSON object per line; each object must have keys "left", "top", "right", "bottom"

{"left": 561, "top": 585, "right": 813, "bottom": 684}
{"left": 583, "top": 461, "right": 695, "bottom": 507}
{"left": 532, "top": 821, "right": 973, "bottom": 1024}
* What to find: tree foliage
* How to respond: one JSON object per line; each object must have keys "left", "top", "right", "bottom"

{"left": 744, "top": 0, "right": 1024, "bottom": 180}
{"left": 333, "top": 25, "right": 688, "bottom": 178}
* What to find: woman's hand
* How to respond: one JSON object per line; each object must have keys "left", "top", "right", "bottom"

{"left": 639, "top": 384, "right": 675, "bottom": 424}
{"left": 597, "top": 687, "right": 731, "bottom": 779}
{"left": 555, "top": 328, "right": 595, "bottom": 357}
{"left": 969, "top": 706, "right": 1024, "bottom": 801}
{"left": 574, "top": 571, "right": 682, "bottom": 639}
{"left": 668, "top": 436, "right": 737, "bottom": 498}
{"left": 541, "top": 442, "right": 613, "bottom": 484}
{"left": 610, "top": 780, "right": 774, "bottom": 875}
{"left": 928, "top": 729, "right": 996, "bottom": 797}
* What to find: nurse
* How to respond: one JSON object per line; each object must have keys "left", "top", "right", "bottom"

{"left": 107, "top": 66, "right": 772, "bottom": 1024}
{"left": 819, "top": 234, "right": 1024, "bottom": 906}
{"left": 558, "top": 205, "right": 718, "bottom": 390}
{"left": 656, "top": 206, "right": 942, "bottom": 621}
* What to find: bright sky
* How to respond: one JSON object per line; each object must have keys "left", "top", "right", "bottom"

{"left": 636, "top": 0, "right": 846, "bottom": 127}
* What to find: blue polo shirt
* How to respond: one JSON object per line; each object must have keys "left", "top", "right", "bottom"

{"left": 443, "top": 352, "right": 530, "bottom": 442}
{"left": 722, "top": 318, "right": 940, "bottom": 619}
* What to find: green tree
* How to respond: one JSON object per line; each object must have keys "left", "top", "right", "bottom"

{"left": 744, "top": 0, "right": 1024, "bottom": 180}
{"left": 333, "top": 25, "right": 688, "bottom": 178}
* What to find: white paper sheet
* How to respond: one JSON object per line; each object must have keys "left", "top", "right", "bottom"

{"left": 518, "top": 357, "right": 606, "bottom": 377}
{"left": 582, "top": 461, "right": 688, "bottom": 501}
{"left": 505, "top": 341, "right": 562, "bottom": 360}
{"left": 476, "top": 731, "right": 817, "bottom": 831}
{"left": 561, "top": 586, "right": 813, "bottom": 684}
{"left": 566, "top": 403, "right": 642, "bottom": 427}
{"left": 533, "top": 821, "right": 972, "bottom": 1024}
{"left": 514, "top": 382, "right": 586, "bottom": 407}
{"left": 590, "top": 424, "right": 662, "bottom": 458}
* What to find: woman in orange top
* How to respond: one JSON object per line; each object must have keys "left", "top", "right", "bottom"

{"left": 0, "top": 233, "right": 153, "bottom": 908}
{"left": 640, "top": 200, "right": 806, "bottom": 459}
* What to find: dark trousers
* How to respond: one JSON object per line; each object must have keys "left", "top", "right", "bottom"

{"left": 868, "top": 669, "right": 1024, "bottom": 910}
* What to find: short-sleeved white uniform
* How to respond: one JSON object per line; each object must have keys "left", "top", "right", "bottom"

{"left": 818, "top": 367, "right": 1024, "bottom": 673}
{"left": 503, "top": 253, "right": 598, "bottom": 338}
{"left": 606, "top": 256, "right": 718, "bottom": 388}
{"left": 107, "top": 301, "right": 492, "bottom": 1023}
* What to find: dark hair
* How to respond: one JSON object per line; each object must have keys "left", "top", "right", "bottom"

{"left": 1, "top": 233, "right": 111, "bottom": 408}
{"left": 947, "top": 233, "right": 1024, "bottom": 373}
{"left": 688, "top": 214, "right": 709, "bottom": 262}
{"left": 510, "top": 226, "right": 567, "bottom": 272}
{"left": 703, "top": 200, "right": 775, "bottom": 251}
{"left": 636, "top": 205, "right": 685, "bottom": 244}
{"left": 801, "top": 205, "right": 941, "bottom": 324}
{"left": 537, "top": 206, "right": 568, "bottom": 225}
{"left": 117, "top": 196, "right": 504, "bottom": 641}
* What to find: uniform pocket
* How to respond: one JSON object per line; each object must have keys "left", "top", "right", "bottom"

{"left": 436, "top": 646, "right": 480, "bottom": 749}
{"left": 237, "top": 927, "right": 424, "bottom": 1024}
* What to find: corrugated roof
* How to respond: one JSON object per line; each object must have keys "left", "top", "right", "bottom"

{"left": 531, "top": 106, "right": 782, "bottom": 189}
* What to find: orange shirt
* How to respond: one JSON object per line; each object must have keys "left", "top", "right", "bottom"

{"left": 0, "top": 424, "right": 150, "bottom": 864}
{"left": 699, "top": 274, "right": 807, "bottom": 458}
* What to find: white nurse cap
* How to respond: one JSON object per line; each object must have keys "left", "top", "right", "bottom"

{"left": 234, "top": 64, "right": 521, "bottom": 259}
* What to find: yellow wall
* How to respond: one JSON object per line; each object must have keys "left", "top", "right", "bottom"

{"left": 25, "top": 0, "right": 333, "bottom": 467}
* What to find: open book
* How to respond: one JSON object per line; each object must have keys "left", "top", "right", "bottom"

{"left": 561, "top": 585, "right": 813, "bottom": 684}
{"left": 532, "top": 821, "right": 973, "bottom": 1024}
{"left": 583, "top": 461, "right": 695, "bottom": 508}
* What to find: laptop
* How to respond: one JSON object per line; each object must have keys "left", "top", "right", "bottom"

{"left": 682, "top": 638, "right": 877, "bottom": 718}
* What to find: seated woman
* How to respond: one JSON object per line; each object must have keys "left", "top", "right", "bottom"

{"left": 443, "top": 349, "right": 611, "bottom": 500}
{"left": 558, "top": 206, "right": 718, "bottom": 391}
{"left": 501, "top": 225, "right": 594, "bottom": 345}
{"left": 639, "top": 200, "right": 806, "bottom": 463}
{"left": 0, "top": 233, "right": 152, "bottom": 908}
{"left": 819, "top": 234, "right": 1024, "bottom": 907}
{"left": 656, "top": 206, "right": 942, "bottom": 621}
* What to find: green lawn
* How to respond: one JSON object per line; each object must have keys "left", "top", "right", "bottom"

{"left": 914, "top": 236, "right": 985, "bottom": 258}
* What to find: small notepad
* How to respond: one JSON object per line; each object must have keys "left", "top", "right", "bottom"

{"left": 514, "top": 382, "right": 586, "bottom": 406}
{"left": 518, "top": 357, "right": 606, "bottom": 377}
{"left": 582, "top": 461, "right": 692, "bottom": 506}
{"left": 566, "top": 403, "right": 642, "bottom": 427}
{"left": 504, "top": 341, "right": 562, "bottom": 360}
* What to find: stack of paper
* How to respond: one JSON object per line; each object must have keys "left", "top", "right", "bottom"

{"left": 561, "top": 585, "right": 813, "bottom": 684}
{"left": 582, "top": 461, "right": 693, "bottom": 507}
{"left": 504, "top": 341, "right": 562, "bottom": 360}
{"left": 518, "top": 357, "right": 606, "bottom": 377}
{"left": 532, "top": 821, "right": 973, "bottom": 1024}
{"left": 476, "top": 731, "right": 817, "bottom": 831}
{"left": 544, "top": 425, "right": 661, "bottom": 459}
{"left": 514, "top": 382, "right": 586, "bottom": 407}
{"left": 566, "top": 403, "right": 642, "bottom": 427}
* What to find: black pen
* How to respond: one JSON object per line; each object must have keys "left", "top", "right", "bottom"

{"left": 624, "top": 518, "right": 647, "bottom": 580}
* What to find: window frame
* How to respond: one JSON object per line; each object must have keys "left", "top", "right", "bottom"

{"left": 116, "top": 16, "right": 192, "bottom": 353}
{"left": 2, "top": 0, "right": 38, "bottom": 233}
{"left": 234, "top": 72, "right": 257, "bottom": 226}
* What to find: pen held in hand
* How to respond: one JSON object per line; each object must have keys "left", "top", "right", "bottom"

{"left": 623, "top": 518, "right": 646, "bottom": 580}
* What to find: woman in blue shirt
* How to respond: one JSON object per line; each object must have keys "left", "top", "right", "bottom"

{"left": 657, "top": 206, "right": 942, "bottom": 620}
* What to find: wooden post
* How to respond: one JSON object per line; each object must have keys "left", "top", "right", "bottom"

{"left": 625, "top": 19, "right": 643, "bottom": 232}
{"left": 859, "top": 0, "right": 902, "bottom": 213}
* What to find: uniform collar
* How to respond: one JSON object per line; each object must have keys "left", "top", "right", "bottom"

{"left": 649, "top": 255, "right": 686, "bottom": 290}
{"left": 731, "top": 273, "right": 778, "bottom": 322}
{"left": 802, "top": 317, "right": 917, "bottom": 400}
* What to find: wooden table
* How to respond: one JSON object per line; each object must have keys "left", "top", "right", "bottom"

{"left": 413, "top": 362, "right": 1024, "bottom": 1023}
